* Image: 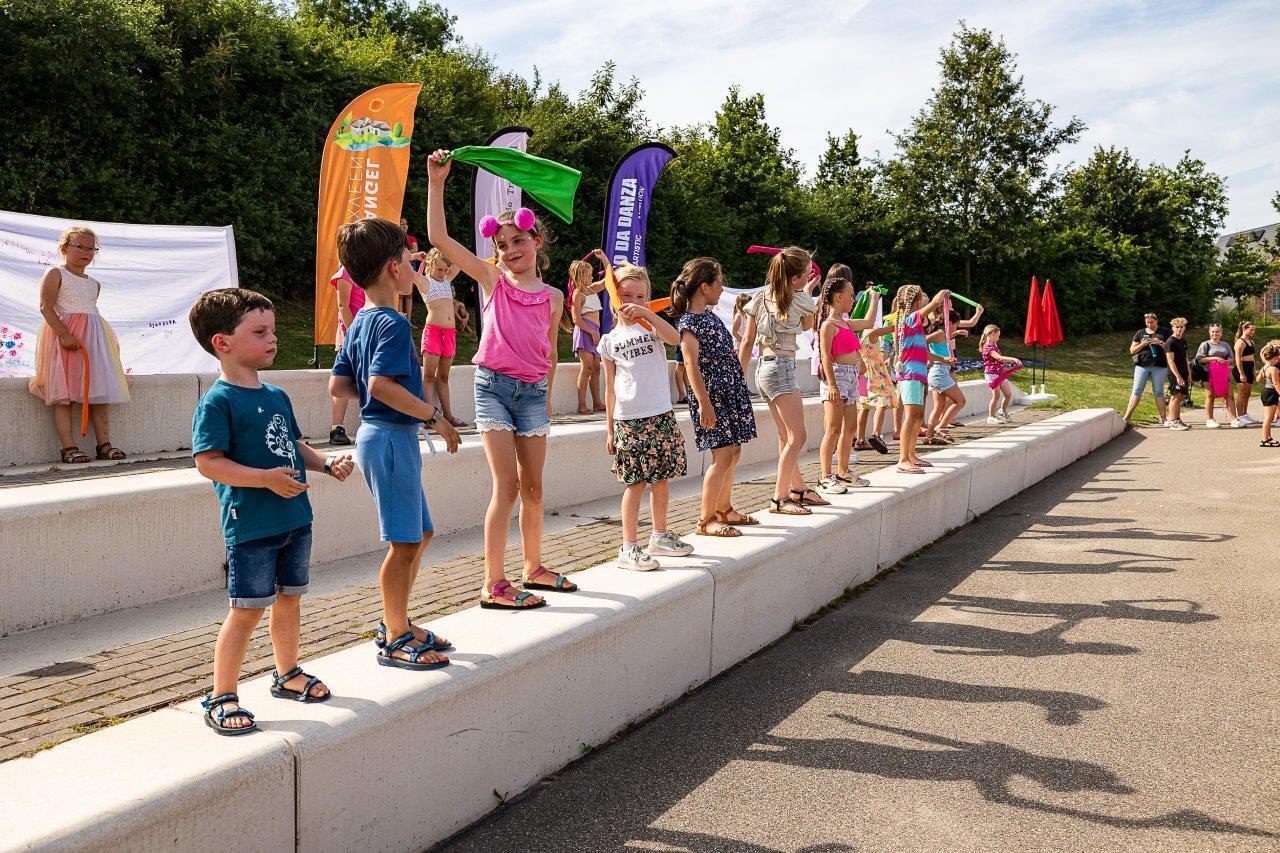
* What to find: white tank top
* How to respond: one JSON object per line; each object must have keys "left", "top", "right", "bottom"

{"left": 56, "top": 268, "right": 100, "bottom": 315}
{"left": 580, "top": 289, "right": 602, "bottom": 313}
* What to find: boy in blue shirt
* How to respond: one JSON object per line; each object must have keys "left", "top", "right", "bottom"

{"left": 330, "top": 218, "right": 461, "bottom": 671}
{"left": 190, "top": 288, "right": 355, "bottom": 735}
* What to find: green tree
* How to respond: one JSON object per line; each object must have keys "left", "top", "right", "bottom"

{"left": 296, "top": 0, "right": 455, "bottom": 54}
{"left": 1212, "top": 235, "right": 1277, "bottom": 304}
{"left": 883, "top": 23, "right": 1084, "bottom": 290}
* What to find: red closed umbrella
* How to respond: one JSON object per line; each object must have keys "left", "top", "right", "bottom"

{"left": 1024, "top": 276, "right": 1043, "bottom": 346}
{"left": 1040, "top": 279, "right": 1064, "bottom": 347}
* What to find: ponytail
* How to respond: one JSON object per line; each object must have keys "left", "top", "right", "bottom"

{"left": 668, "top": 257, "right": 722, "bottom": 318}
{"left": 817, "top": 277, "right": 850, "bottom": 328}
{"left": 764, "top": 246, "right": 810, "bottom": 323}
{"left": 890, "top": 284, "right": 923, "bottom": 373}
{"left": 978, "top": 324, "right": 1000, "bottom": 349}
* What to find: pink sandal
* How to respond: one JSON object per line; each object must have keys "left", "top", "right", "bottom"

{"left": 479, "top": 580, "right": 546, "bottom": 610}
{"left": 523, "top": 565, "right": 578, "bottom": 592}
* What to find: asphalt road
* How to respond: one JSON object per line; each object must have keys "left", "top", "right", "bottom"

{"left": 441, "top": 423, "right": 1280, "bottom": 852}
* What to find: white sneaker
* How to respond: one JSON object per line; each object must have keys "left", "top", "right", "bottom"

{"left": 820, "top": 475, "right": 848, "bottom": 494}
{"left": 986, "top": 416, "right": 1002, "bottom": 425}
{"left": 1245, "top": 414, "right": 1260, "bottom": 425}
{"left": 617, "top": 543, "right": 660, "bottom": 571}
{"left": 1172, "top": 421, "right": 1191, "bottom": 431}
{"left": 998, "top": 411, "right": 1013, "bottom": 423}
{"left": 1228, "top": 417, "right": 1244, "bottom": 428}
{"left": 1205, "top": 419, "right": 1220, "bottom": 429}
{"left": 646, "top": 531, "right": 694, "bottom": 557}
{"left": 845, "top": 475, "right": 871, "bottom": 487}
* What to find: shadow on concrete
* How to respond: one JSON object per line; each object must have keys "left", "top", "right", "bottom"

{"left": 844, "top": 670, "right": 1107, "bottom": 725}
{"left": 441, "top": 430, "right": 1276, "bottom": 850}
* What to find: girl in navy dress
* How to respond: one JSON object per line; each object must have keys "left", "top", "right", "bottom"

{"left": 670, "top": 257, "right": 757, "bottom": 537}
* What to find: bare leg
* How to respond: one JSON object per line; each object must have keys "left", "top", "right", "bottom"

{"left": 88, "top": 404, "right": 111, "bottom": 448}
{"left": 480, "top": 430, "right": 519, "bottom": 588}
{"left": 435, "top": 356, "right": 459, "bottom": 423}
{"left": 515, "top": 434, "right": 548, "bottom": 574}
{"left": 771, "top": 391, "right": 808, "bottom": 499}
{"left": 420, "top": 352, "right": 441, "bottom": 411}
{"left": 856, "top": 400, "right": 870, "bottom": 442}
{"left": 621, "top": 481, "right": 645, "bottom": 544}
{"left": 991, "top": 387, "right": 1003, "bottom": 418}
{"left": 1237, "top": 382, "right": 1253, "bottom": 421}
{"left": 52, "top": 403, "right": 77, "bottom": 450}
{"left": 330, "top": 395, "right": 348, "bottom": 429}
{"left": 650, "top": 480, "right": 670, "bottom": 532}
{"left": 703, "top": 445, "right": 737, "bottom": 520}
{"left": 591, "top": 358, "right": 606, "bottom": 412}
{"left": 1264, "top": 405, "right": 1276, "bottom": 441}
{"left": 211, "top": 606, "right": 265, "bottom": 729}
{"left": 900, "top": 405, "right": 925, "bottom": 466}
{"left": 575, "top": 351, "right": 594, "bottom": 414}
{"left": 380, "top": 538, "right": 446, "bottom": 664}
{"left": 871, "top": 403, "right": 888, "bottom": 438}
{"left": 836, "top": 404, "right": 857, "bottom": 475}
{"left": 268, "top": 593, "right": 329, "bottom": 698}
{"left": 820, "top": 400, "right": 841, "bottom": 479}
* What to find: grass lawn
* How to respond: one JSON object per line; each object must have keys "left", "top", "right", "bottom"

{"left": 274, "top": 297, "right": 1226, "bottom": 426}
{"left": 953, "top": 326, "right": 1225, "bottom": 425}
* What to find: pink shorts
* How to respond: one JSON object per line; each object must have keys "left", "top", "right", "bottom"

{"left": 422, "top": 324, "right": 457, "bottom": 358}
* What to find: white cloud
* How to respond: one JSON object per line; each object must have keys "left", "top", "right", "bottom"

{"left": 452, "top": 0, "right": 1280, "bottom": 231}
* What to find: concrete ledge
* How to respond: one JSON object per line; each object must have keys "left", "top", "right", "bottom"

{"left": 0, "top": 409, "right": 1121, "bottom": 853}
{"left": 2, "top": 360, "right": 1021, "bottom": 468}
{"left": 0, "top": 709, "right": 294, "bottom": 852}
{"left": 0, "top": 398, "right": 824, "bottom": 637}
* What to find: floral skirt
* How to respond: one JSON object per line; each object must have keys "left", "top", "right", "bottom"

{"left": 612, "top": 411, "right": 687, "bottom": 485}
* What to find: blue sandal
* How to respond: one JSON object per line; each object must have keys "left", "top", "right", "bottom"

{"left": 377, "top": 631, "right": 450, "bottom": 671}
{"left": 270, "top": 666, "right": 330, "bottom": 703}
{"left": 373, "top": 620, "right": 452, "bottom": 651}
{"left": 202, "top": 692, "right": 257, "bottom": 736}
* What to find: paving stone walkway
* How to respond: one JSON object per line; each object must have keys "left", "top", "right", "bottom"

{"left": 0, "top": 408, "right": 1052, "bottom": 762}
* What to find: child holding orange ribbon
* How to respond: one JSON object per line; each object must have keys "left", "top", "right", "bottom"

{"left": 29, "top": 226, "right": 131, "bottom": 463}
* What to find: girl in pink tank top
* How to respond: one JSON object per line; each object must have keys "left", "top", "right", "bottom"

{"left": 426, "top": 149, "right": 575, "bottom": 612}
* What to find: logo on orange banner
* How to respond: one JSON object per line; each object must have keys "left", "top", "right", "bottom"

{"left": 313, "top": 83, "right": 421, "bottom": 346}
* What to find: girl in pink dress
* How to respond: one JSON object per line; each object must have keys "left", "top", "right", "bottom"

{"left": 29, "top": 226, "right": 130, "bottom": 463}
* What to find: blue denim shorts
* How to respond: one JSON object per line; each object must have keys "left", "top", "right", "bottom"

{"left": 474, "top": 365, "right": 550, "bottom": 436}
{"left": 928, "top": 362, "right": 957, "bottom": 392}
{"left": 756, "top": 355, "right": 799, "bottom": 401}
{"left": 226, "top": 524, "right": 312, "bottom": 608}
{"left": 355, "top": 422, "right": 433, "bottom": 543}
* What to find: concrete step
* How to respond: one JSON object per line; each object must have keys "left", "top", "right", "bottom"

{"left": 0, "top": 408, "right": 1122, "bottom": 852}
{"left": 0, "top": 397, "right": 830, "bottom": 637}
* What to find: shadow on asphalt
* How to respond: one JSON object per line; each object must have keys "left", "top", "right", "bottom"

{"left": 441, "top": 430, "right": 1277, "bottom": 850}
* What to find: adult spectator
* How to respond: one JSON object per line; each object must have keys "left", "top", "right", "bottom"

{"left": 1196, "top": 323, "right": 1237, "bottom": 428}
{"left": 1123, "top": 312, "right": 1168, "bottom": 425}
{"left": 1164, "top": 317, "right": 1191, "bottom": 430}
{"left": 1232, "top": 321, "right": 1258, "bottom": 427}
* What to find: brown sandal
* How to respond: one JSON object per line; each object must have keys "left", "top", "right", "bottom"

{"left": 697, "top": 517, "right": 741, "bottom": 537}
{"left": 793, "top": 488, "right": 829, "bottom": 507}
{"left": 95, "top": 443, "right": 125, "bottom": 461}
{"left": 718, "top": 509, "right": 759, "bottom": 526}
{"left": 60, "top": 446, "right": 91, "bottom": 464}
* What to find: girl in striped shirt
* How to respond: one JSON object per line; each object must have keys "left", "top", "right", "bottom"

{"left": 890, "top": 285, "right": 950, "bottom": 474}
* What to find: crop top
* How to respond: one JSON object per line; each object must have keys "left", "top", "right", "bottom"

{"left": 830, "top": 323, "right": 860, "bottom": 356}
{"left": 418, "top": 275, "right": 453, "bottom": 303}
{"left": 746, "top": 290, "right": 818, "bottom": 353}
{"left": 578, "top": 288, "right": 602, "bottom": 313}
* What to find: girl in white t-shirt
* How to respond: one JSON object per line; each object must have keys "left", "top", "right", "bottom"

{"left": 601, "top": 263, "right": 694, "bottom": 570}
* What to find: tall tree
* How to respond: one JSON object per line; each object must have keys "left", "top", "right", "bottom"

{"left": 883, "top": 23, "right": 1084, "bottom": 289}
{"left": 1212, "top": 235, "right": 1277, "bottom": 305}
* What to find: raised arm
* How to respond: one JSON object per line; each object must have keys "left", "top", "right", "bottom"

{"left": 426, "top": 149, "right": 501, "bottom": 296}
{"left": 957, "top": 304, "right": 985, "bottom": 328}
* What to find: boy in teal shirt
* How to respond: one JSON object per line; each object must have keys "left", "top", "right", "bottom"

{"left": 190, "top": 288, "right": 354, "bottom": 735}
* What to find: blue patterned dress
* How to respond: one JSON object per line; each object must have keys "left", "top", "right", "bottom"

{"left": 676, "top": 310, "right": 757, "bottom": 451}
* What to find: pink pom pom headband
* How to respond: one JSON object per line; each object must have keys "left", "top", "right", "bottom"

{"left": 480, "top": 207, "right": 537, "bottom": 240}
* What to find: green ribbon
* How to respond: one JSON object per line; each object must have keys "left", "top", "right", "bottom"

{"left": 446, "top": 146, "right": 582, "bottom": 224}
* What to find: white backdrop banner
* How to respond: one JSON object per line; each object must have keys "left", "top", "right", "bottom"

{"left": 716, "top": 286, "right": 816, "bottom": 362}
{"left": 0, "top": 210, "right": 235, "bottom": 377}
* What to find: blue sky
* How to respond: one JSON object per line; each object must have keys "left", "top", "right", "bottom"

{"left": 453, "top": 0, "right": 1280, "bottom": 232}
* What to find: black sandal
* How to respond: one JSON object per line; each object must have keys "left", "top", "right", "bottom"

{"left": 201, "top": 692, "right": 257, "bottom": 736}
{"left": 377, "top": 630, "right": 450, "bottom": 671}
{"left": 373, "top": 620, "right": 451, "bottom": 651}
{"left": 867, "top": 435, "right": 889, "bottom": 454}
{"left": 270, "top": 667, "right": 330, "bottom": 703}
{"left": 793, "top": 488, "right": 829, "bottom": 507}
{"left": 1261, "top": 438, "right": 1280, "bottom": 447}
{"left": 95, "top": 442, "right": 125, "bottom": 460}
{"left": 768, "top": 496, "right": 810, "bottom": 515}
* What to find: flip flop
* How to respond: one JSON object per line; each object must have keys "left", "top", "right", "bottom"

{"left": 896, "top": 465, "right": 925, "bottom": 474}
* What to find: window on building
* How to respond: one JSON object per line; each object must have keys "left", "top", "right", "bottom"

{"left": 1270, "top": 291, "right": 1280, "bottom": 314}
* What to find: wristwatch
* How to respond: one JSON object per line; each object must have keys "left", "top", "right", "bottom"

{"left": 423, "top": 406, "right": 441, "bottom": 428}
{"left": 323, "top": 457, "right": 334, "bottom": 476}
